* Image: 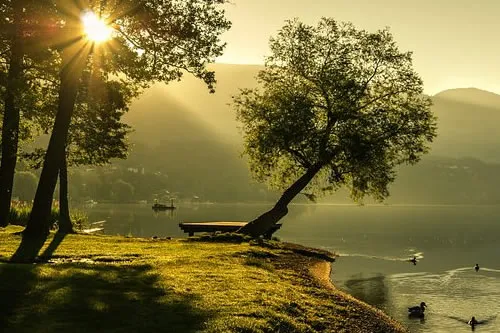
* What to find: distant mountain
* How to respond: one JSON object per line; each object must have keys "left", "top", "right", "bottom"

{"left": 40, "top": 64, "right": 496, "bottom": 204}
{"left": 118, "top": 64, "right": 271, "bottom": 202}
{"left": 434, "top": 88, "right": 500, "bottom": 110}
{"left": 431, "top": 88, "right": 500, "bottom": 163}
{"left": 388, "top": 155, "right": 500, "bottom": 204}
{"left": 323, "top": 155, "right": 500, "bottom": 205}
{"left": 123, "top": 63, "right": 262, "bottom": 144}
{"left": 16, "top": 64, "right": 500, "bottom": 204}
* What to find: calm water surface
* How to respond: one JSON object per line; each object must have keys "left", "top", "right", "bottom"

{"left": 84, "top": 203, "right": 500, "bottom": 333}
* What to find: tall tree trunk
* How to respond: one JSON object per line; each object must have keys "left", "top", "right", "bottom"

{"left": 21, "top": 42, "right": 88, "bottom": 242}
{"left": 0, "top": 4, "right": 24, "bottom": 227}
{"left": 238, "top": 163, "right": 323, "bottom": 237}
{"left": 57, "top": 151, "right": 74, "bottom": 234}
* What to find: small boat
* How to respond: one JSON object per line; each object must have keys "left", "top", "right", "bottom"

{"left": 152, "top": 199, "right": 176, "bottom": 211}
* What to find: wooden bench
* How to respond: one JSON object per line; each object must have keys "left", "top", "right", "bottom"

{"left": 178, "top": 221, "right": 282, "bottom": 239}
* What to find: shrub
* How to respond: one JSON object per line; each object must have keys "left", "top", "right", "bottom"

{"left": 9, "top": 201, "right": 89, "bottom": 231}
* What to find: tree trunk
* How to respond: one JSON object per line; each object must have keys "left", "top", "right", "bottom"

{"left": 57, "top": 151, "right": 75, "bottom": 234}
{"left": 21, "top": 42, "right": 88, "bottom": 243}
{"left": 238, "top": 163, "right": 323, "bottom": 237}
{"left": 0, "top": 4, "right": 24, "bottom": 227}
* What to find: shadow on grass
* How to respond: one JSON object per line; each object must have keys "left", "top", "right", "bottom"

{"left": 39, "top": 231, "right": 67, "bottom": 260}
{"left": 10, "top": 231, "right": 75, "bottom": 263}
{"left": 0, "top": 263, "right": 214, "bottom": 333}
{"left": 9, "top": 232, "right": 48, "bottom": 263}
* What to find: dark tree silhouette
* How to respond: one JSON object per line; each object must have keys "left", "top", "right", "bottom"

{"left": 14, "top": 0, "right": 230, "bottom": 262}
{"left": 0, "top": 0, "right": 61, "bottom": 227}
{"left": 0, "top": 1, "right": 26, "bottom": 227}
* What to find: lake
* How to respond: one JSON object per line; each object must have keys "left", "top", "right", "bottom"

{"left": 83, "top": 203, "right": 500, "bottom": 333}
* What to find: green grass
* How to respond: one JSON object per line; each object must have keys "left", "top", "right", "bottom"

{"left": 0, "top": 226, "right": 407, "bottom": 333}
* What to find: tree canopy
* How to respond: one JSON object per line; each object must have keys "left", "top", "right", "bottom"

{"left": 9, "top": 0, "right": 231, "bottom": 261}
{"left": 234, "top": 18, "right": 437, "bottom": 236}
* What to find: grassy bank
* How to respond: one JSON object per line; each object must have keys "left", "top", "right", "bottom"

{"left": 0, "top": 227, "right": 407, "bottom": 333}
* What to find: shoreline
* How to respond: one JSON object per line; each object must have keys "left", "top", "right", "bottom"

{"left": 309, "top": 261, "right": 409, "bottom": 332}
{"left": 280, "top": 242, "right": 409, "bottom": 332}
{"left": 1, "top": 227, "right": 408, "bottom": 332}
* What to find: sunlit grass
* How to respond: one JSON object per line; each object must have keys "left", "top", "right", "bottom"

{"left": 0, "top": 227, "right": 407, "bottom": 332}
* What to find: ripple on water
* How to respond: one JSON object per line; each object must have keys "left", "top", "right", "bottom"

{"left": 388, "top": 268, "right": 500, "bottom": 333}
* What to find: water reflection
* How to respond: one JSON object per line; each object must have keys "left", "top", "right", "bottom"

{"left": 152, "top": 208, "right": 176, "bottom": 218}
{"left": 344, "top": 274, "right": 388, "bottom": 309}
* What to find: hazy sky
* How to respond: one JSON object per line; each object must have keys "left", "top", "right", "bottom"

{"left": 216, "top": 0, "right": 500, "bottom": 95}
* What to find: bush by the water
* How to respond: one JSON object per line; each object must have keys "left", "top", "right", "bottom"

{"left": 9, "top": 201, "right": 89, "bottom": 230}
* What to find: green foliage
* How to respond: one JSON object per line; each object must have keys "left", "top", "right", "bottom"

{"left": 22, "top": 76, "right": 138, "bottom": 170}
{"left": 7, "top": 202, "right": 31, "bottom": 226}
{"left": 12, "top": 171, "right": 37, "bottom": 201}
{"left": 233, "top": 18, "right": 437, "bottom": 202}
{"left": 67, "top": 209, "right": 89, "bottom": 231}
{"left": 8, "top": 201, "right": 88, "bottom": 231}
{"left": 102, "top": 0, "right": 231, "bottom": 91}
{"left": 0, "top": 0, "right": 61, "bottom": 140}
{"left": 68, "top": 78, "right": 136, "bottom": 167}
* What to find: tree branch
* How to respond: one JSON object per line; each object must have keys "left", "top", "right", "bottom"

{"left": 359, "top": 58, "right": 382, "bottom": 98}
{"left": 285, "top": 147, "right": 312, "bottom": 168}
{"left": 354, "top": 89, "right": 405, "bottom": 112}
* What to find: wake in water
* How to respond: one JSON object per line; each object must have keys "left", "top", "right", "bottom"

{"left": 439, "top": 266, "right": 500, "bottom": 285}
{"left": 444, "top": 267, "right": 500, "bottom": 275}
{"left": 445, "top": 314, "right": 497, "bottom": 330}
{"left": 477, "top": 267, "right": 500, "bottom": 274}
{"left": 333, "top": 251, "right": 424, "bottom": 263}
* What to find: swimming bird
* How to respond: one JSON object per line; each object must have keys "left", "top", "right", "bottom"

{"left": 447, "top": 314, "right": 497, "bottom": 331}
{"left": 474, "top": 264, "right": 480, "bottom": 272}
{"left": 408, "top": 302, "right": 426, "bottom": 317}
{"left": 468, "top": 316, "right": 479, "bottom": 329}
{"left": 409, "top": 256, "right": 417, "bottom": 265}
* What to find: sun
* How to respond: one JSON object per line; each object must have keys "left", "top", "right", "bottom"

{"left": 81, "top": 11, "right": 112, "bottom": 43}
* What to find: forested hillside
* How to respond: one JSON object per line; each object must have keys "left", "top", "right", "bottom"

{"left": 15, "top": 65, "right": 500, "bottom": 204}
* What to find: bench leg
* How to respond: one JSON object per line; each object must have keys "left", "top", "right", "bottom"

{"left": 188, "top": 232, "right": 194, "bottom": 237}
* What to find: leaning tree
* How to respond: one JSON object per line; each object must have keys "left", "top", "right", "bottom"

{"left": 233, "top": 18, "right": 437, "bottom": 237}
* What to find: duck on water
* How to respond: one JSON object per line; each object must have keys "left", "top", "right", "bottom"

{"left": 408, "top": 302, "right": 427, "bottom": 318}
